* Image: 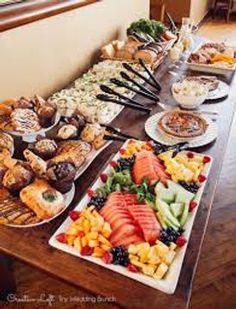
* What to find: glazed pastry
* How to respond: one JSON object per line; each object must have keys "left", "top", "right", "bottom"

{"left": 0, "top": 99, "right": 14, "bottom": 116}
{"left": 0, "top": 132, "right": 14, "bottom": 152}
{"left": 37, "top": 104, "right": 57, "bottom": 127}
{"left": 80, "top": 123, "right": 106, "bottom": 149}
{"left": 57, "top": 124, "right": 78, "bottom": 140}
{"left": 3, "top": 161, "right": 33, "bottom": 193}
{"left": 47, "top": 161, "right": 76, "bottom": 193}
{"left": 31, "top": 95, "right": 47, "bottom": 110}
{"left": 10, "top": 108, "right": 41, "bottom": 133}
{"left": 53, "top": 140, "right": 91, "bottom": 168}
{"left": 20, "top": 179, "right": 65, "bottom": 220}
{"left": 23, "top": 149, "right": 47, "bottom": 178}
{"left": 66, "top": 114, "right": 86, "bottom": 132}
{"left": 0, "top": 195, "right": 40, "bottom": 225}
{"left": 33, "top": 138, "right": 58, "bottom": 159}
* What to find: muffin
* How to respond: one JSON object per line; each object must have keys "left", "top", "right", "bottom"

{"left": 46, "top": 161, "right": 76, "bottom": 193}
{"left": 33, "top": 138, "right": 58, "bottom": 159}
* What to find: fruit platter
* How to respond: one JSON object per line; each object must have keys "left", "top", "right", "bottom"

{"left": 49, "top": 139, "right": 212, "bottom": 293}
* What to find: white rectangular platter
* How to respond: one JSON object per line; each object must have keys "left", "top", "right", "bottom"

{"left": 49, "top": 140, "right": 213, "bottom": 294}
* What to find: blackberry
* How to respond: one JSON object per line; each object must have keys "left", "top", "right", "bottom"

{"left": 179, "top": 181, "right": 199, "bottom": 194}
{"left": 117, "top": 156, "right": 135, "bottom": 171}
{"left": 160, "top": 227, "right": 184, "bottom": 246}
{"left": 87, "top": 196, "right": 106, "bottom": 211}
{"left": 110, "top": 246, "right": 129, "bottom": 266}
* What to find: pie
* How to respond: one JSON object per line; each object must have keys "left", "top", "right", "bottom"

{"left": 157, "top": 110, "right": 208, "bottom": 138}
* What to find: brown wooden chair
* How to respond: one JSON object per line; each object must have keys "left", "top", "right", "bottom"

{"left": 213, "top": 0, "right": 236, "bottom": 22}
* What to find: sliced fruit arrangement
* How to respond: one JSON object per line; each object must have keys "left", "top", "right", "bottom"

{"left": 60, "top": 206, "right": 112, "bottom": 257}
{"left": 158, "top": 150, "right": 210, "bottom": 184}
{"left": 128, "top": 241, "right": 177, "bottom": 279}
{"left": 54, "top": 139, "right": 212, "bottom": 284}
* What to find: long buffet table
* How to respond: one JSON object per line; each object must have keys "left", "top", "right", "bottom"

{"left": 0, "top": 36, "right": 236, "bottom": 308}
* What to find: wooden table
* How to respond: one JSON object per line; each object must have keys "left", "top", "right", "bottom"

{"left": 0, "top": 38, "right": 236, "bottom": 308}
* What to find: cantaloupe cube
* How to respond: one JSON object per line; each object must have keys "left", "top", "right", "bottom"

{"left": 67, "top": 235, "right": 76, "bottom": 246}
{"left": 86, "top": 231, "right": 98, "bottom": 240}
{"left": 81, "top": 236, "right": 88, "bottom": 247}
{"left": 101, "top": 222, "right": 112, "bottom": 238}
{"left": 82, "top": 219, "right": 90, "bottom": 234}
{"left": 100, "top": 244, "right": 111, "bottom": 251}
{"left": 88, "top": 239, "right": 100, "bottom": 248}
{"left": 92, "top": 247, "right": 105, "bottom": 257}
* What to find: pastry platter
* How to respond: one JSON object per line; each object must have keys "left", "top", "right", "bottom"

{"left": 145, "top": 111, "right": 218, "bottom": 148}
{"left": 49, "top": 139, "right": 213, "bottom": 294}
{"left": 7, "top": 183, "right": 75, "bottom": 228}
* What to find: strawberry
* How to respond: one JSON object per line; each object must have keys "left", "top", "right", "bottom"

{"left": 189, "top": 201, "right": 198, "bottom": 212}
{"left": 128, "top": 139, "right": 135, "bottom": 144}
{"left": 203, "top": 156, "right": 211, "bottom": 164}
{"left": 80, "top": 246, "right": 94, "bottom": 256}
{"left": 187, "top": 152, "right": 194, "bottom": 159}
{"left": 109, "top": 160, "right": 118, "bottom": 168}
{"left": 119, "top": 148, "right": 126, "bottom": 155}
{"left": 147, "top": 140, "right": 155, "bottom": 148}
{"left": 198, "top": 174, "right": 207, "bottom": 183}
{"left": 176, "top": 236, "right": 187, "bottom": 247}
{"left": 69, "top": 210, "right": 81, "bottom": 221}
{"left": 127, "top": 263, "right": 139, "bottom": 273}
{"left": 56, "top": 233, "right": 67, "bottom": 244}
{"left": 87, "top": 188, "right": 95, "bottom": 197}
{"left": 102, "top": 252, "right": 113, "bottom": 264}
{"left": 100, "top": 173, "right": 108, "bottom": 183}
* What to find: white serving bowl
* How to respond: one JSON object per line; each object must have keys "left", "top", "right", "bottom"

{"left": 172, "top": 82, "right": 208, "bottom": 109}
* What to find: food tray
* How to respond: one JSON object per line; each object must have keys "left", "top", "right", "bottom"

{"left": 186, "top": 44, "right": 236, "bottom": 76}
{"left": 49, "top": 140, "right": 213, "bottom": 294}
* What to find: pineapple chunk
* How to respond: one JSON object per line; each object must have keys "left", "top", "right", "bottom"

{"left": 128, "top": 244, "right": 138, "bottom": 255}
{"left": 81, "top": 236, "right": 88, "bottom": 247}
{"left": 147, "top": 247, "right": 161, "bottom": 265}
{"left": 136, "top": 242, "right": 150, "bottom": 254}
{"left": 100, "top": 244, "right": 111, "bottom": 251}
{"left": 169, "top": 242, "right": 177, "bottom": 251}
{"left": 86, "top": 231, "right": 98, "bottom": 240}
{"left": 88, "top": 239, "right": 100, "bottom": 248}
{"left": 82, "top": 219, "right": 90, "bottom": 234}
{"left": 142, "top": 264, "right": 156, "bottom": 277}
{"left": 101, "top": 222, "right": 112, "bottom": 238}
{"left": 73, "top": 237, "right": 81, "bottom": 251}
{"left": 155, "top": 241, "right": 169, "bottom": 258}
{"left": 98, "top": 234, "right": 111, "bottom": 246}
{"left": 130, "top": 259, "right": 144, "bottom": 269}
{"left": 153, "top": 263, "right": 168, "bottom": 279}
{"left": 67, "top": 235, "right": 76, "bottom": 246}
{"left": 163, "top": 250, "right": 176, "bottom": 265}
{"left": 129, "top": 254, "right": 139, "bottom": 262}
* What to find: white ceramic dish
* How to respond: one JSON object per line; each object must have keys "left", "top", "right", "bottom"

{"left": 145, "top": 112, "right": 218, "bottom": 148}
{"left": 9, "top": 112, "right": 61, "bottom": 143}
{"left": 7, "top": 183, "right": 75, "bottom": 228}
{"left": 171, "top": 83, "right": 208, "bottom": 109}
{"left": 49, "top": 140, "right": 213, "bottom": 294}
{"left": 207, "top": 80, "right": 230, "bottom": 100}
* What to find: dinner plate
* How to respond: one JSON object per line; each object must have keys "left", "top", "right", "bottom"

{"left": 207, "top": 80, "right": 230, "bottom": 100}
{"left": 7, "top": 183, "right": 75, "bottom": 228}
{"left": 145, "top": 112, "right": 218, "bottom": 148}
{"left": 49, "top": 140, "right": 213, "bottom": 294}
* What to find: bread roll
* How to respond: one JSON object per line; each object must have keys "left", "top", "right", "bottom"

{"left": 134, "top": 49, "right": 157, "bottom": 65}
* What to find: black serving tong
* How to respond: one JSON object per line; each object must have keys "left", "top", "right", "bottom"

{"left": 154, "top": 141, "right": 189, "bottom": 157}
{"left": 120, "top": 71, "right": 159, "bottom": 100}
{"left": 96, "top": 94, "right": 151, "bottom": 114}
{"left": 122, "top": 62, "right": 161, "bottom": 92}
{"left": 110, "top": 78, "right": 158, "bottom": 102}
{"left": 100, "top": 85, "right": 144, "bottom": 107}
{"left": 138, "top": 59, "right": 162, "bottom": 91}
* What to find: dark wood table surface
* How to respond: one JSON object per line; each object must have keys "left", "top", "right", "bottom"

{"left": 0, "top": 37, "right": 236, "bottom": 308}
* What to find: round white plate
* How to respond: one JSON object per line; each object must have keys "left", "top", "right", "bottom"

{"left": 7, "top": 182, "right": 75, "bottom": 228}
{"left": 8, "top": 112, "right": 61, "bottom": 143}
{"left": 145, "top": 112, "right": 218, "bottom": 148}
{"left": 207, "top": 80, "right": 230, "bottom": 100}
